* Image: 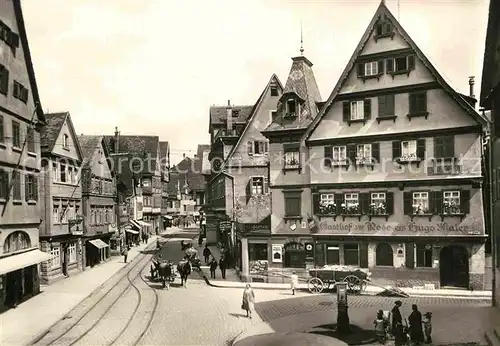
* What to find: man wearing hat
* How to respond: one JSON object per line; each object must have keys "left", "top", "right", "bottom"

{"left": 391, "top": 300, "right": 403, "bottom": 336}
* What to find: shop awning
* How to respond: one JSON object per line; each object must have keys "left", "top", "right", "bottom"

{"left": 129, "top": 220, "right": 141, "bottom": 229}
{"left": 0, "top": 250, "right": 53, "bottom": 276}
{"left": 89, "top": 239, "right": 109, "bottom": 249}
{"left": 126, "top": 229, "right": 139, "bottom": 234}
{"left": 137, "top": 220, "right": 151, "bottom": 227}
{"left": 193, "top": 211, "right": 200, "bottom": 216}
{"left": 163, "top": 215, "right": 173, "bottom": 220}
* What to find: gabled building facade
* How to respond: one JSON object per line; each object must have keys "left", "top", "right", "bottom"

{"left": 39, "top": 112, "right": 84, "bottom": 284}
{"left": 265, "top": 1, "right": 488, "bottom": 290}
{"left": 480, "top": 0, "right": 500, "bottom": 307}
{"left": 0, "top": 0, "right": 51, "bottom": 312}
{"left": 205, "top": 75, "right": 283, "bottom": 278}
{"left": 159, "top": 140, "right": 170, "bottom": 226}
{"left": 78, "top": 135, "right": 117, "bottom": 267}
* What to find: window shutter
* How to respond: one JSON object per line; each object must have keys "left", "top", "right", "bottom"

{"left": 375, "top": 23, "right": 383, "bottom": 36}
{"left": 392, "top": 141, "right": 401, "bottom": 160}
{"left": 433, "top": 191, "right": 443, "bottom": 214}
{"left": 460, "top": 190, "right": 471, "bottom": 214}
{"left": 247, "top": 141, "right": 253, "bottom": 155}
{"left": 417, "top": 92, "right": 427, "bottom": 112}
{"left": 377, "top": 60, "right": 384, "bottom": 75}
{"left": 342, "top": 102, "right": 350, "bottom": 122}
{"left": 312, "top": 193, "right": 320, "bottom": 214}
{"left": 378, "top": 96, "right": 386, "bottom": 117}
{"left": 429, "top": 190, "right": 437, "bottom": 214}
{"left": 386, "top": 192, "right": 394, "bottom": 215}
{"left": 407, "top": 55, "right": 415, "bottom": 70}
{"left": 264, "top": 141, "right": 269, "bottom": 154}
{"left": 324, "top": 146, "right": 333, "bottom": 167}
{"left": 405, "top": 243, "right": 415, "bottom": 269}
{"left": 25, "top": 174, "right": 29, "bottom": 201}
{"left": 1, "top": 68, "right": 9, "bottom": 94}
{"left": 386, "top": 58, "right": 394, "bottom": 73}
{"left": 416, "top": 139, "right": 426, "bottom": 160}
{"left": 386, "top": 94, "right": 395, "bottom": 115}
{"left": 263, "top": 177, "right": 269, "bottom": 194}
{"left": 346, "top": 144, "right": 356, "bottom": 165}
{"left": 363, "top": 99, "right": 371, "bottom": 120}
{"left": 409, "top": 93, "right": 417, "bottom": 113}
{"left": 359, "top": 243, "right": 369, "bottom": 268}
{"left": 359, "top": 193, "right": 370, "bottom": 214}
{"left": 334, "top": 193, "right": 344, "bottom": 214}
{"left": 357, "top": 63, "right": 364, "bottom": 78}
{"left": 371, "top": 142, "right": 380, "bottom": 163}
{"left": 443, "top": 135, "right": 455, "bottom": 158}
{"left": 434, "top": 137, "right": 444, "bottom": 158}
{"left": 245, "top": 178, "right": 252, "bottom": 203}
{"left": 403, "top": 192, "right": 413, "bottom": 215}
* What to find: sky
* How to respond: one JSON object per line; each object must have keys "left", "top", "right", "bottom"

{"left": 22, "top": 0, "right": 490, "bottom": 165}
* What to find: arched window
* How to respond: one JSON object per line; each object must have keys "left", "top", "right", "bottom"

{"left": 376, "top": 243, "right": 394, "bottom": 266}
{"left": 4, "top": 231, "right": 31, "bottom": 253}
{"left": 284, "top": 241, "right": 305, "bottom": 268}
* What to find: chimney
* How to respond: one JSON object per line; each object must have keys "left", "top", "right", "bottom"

{"left": 183, "top": 153, "right": 185, "bottom": 159}
{"left": 226, "top": 99, "right": 233, "bottom": 131}
{"left": 469, "top": 76, "right": 475, "bottom": 99}
{"left": 114, "top": 126, "right": 120, "bottom": 153}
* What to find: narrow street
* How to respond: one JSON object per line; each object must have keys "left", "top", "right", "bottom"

{"left": 26, "top": 229, "right": 494, "bottom": 346}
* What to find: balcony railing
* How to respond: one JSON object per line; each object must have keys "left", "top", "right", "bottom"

{"left": 214, "top": 128, "right": 241, "bottom": 142}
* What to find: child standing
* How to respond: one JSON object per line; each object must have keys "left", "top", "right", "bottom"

{"left": 290, "top": 271, "right": 299, "bottom": 295}
{"left": 423, "top": 312, "right": 432, "bottom": 344}
{"left": 374, "top": 310, "right": 387, "bottom": 344}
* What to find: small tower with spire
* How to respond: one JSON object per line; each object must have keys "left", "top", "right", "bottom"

{"left": 300, "top": 22, "right": 304, "bottom": 55}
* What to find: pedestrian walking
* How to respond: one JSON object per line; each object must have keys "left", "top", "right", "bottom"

{"left": 203, "top": 245, "right": 211, "bottom": 264}
{"left": 241, "top": 284, "right": 255, "bottom": 318}
{"left": 422, "top": 312, "right": 432, "bottom": 344}
{"left": 408, "top": 304, "right": 424, "bottom": 345}
{"left": 219, "top": 257, "right": 227, "bottom": 279}
{"left": 391, "top": 300, "right": 403, "bottom": 336}
{"left": 122, "top": 246, "right": 129, "bottom": 263}
{"left": 209, "top": 257, "right": 218, "bottom": 279}
{"left": 290, "top": 271, "right": 299, "bottom": 295}
{"left": 393, "top": 322, "right": 407, "bottom": 346}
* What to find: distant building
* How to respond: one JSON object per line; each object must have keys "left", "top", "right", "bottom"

{"left": 159, "top": 141, "right": 171, "bottom": 226}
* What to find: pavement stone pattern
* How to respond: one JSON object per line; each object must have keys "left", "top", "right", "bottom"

{"left": 254, "top": 294, "right": 495, "bottom": 345}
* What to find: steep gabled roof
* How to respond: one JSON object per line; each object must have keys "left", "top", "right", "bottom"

{"left": 78, "top": 135, "right": 113, "bottom": 173}
{"left": 209, "top": 104, "right": 254, "bottom": 126}
{"left": 222, "top": 74, "right": 283, "bottom": 168}
{"left": 304, "top": 1, "right": 487, "bottom": 141}
{"left": 159, "top": 141, "right": 170, "bottom": 170}
{"left": 103, "top": 135, "right": 159, "bottom": 174}
{"left": 13, "top": 1, "right": 45, "bottom": 124}
{"left": 41, "top": 112, "right": 84, "bottom": 161}
{"left": 263, "top": 56, "right": 322, "bottom": 133}
{"left": 479, "top": 0, "right": 500, "bottom": 108}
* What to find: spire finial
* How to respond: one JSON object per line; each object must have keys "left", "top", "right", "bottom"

{"left": 299, "top": 21, "right": 304, "bottom": 55}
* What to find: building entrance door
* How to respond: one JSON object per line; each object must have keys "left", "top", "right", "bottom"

{"left": 440, "top": 245, "right": 469, "bottom": 288}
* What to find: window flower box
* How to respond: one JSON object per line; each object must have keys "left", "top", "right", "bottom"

{"left": 410, "top": 204, "right": 433, "bottom": 221}
{"left": 440, "top": 201, "right": 465, "bottom": 221}
{"left": 356, "top": 156, "right": 374, "bottom": 168}
{"left": 400, "top": 153, "right": 420, "bottom": 162}
{"left": 369, "top": 202, "right": 389, "bottom": 221}
{"left": 284, "top": 158, "right": 300, "bottom": 170}
{"left": 341, "top": 202, "right": 362, "bottom": 221}
{"left": 317, "top": 201, "right": 338, "bottom": 220}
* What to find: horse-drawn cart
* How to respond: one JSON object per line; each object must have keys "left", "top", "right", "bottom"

{"left": 307, "top": 265, "right": 371, "bottom": 294}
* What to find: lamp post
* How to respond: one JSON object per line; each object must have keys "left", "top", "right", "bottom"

{"left": 336, "top": 282, "right": 350, "bottom": 334}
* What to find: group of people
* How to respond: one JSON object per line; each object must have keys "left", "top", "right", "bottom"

{"left": 203, "top": 245, "right": 228, "bottom": 279}
{"left": 373, "top": 300, "right": 432, "bottom": 345}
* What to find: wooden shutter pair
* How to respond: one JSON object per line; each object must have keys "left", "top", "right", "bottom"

{"left": 403, "top": 190, "right": 471, "bottom": 215}
{"left": 0, "top": 66, "right": 9, "bottom": 95}
{"left": 378, "top": 95, "right": 395, "bottom": 117}
{"left": 409, "top": 91, "right": 427, "bottom": 114}
{"left": 342, "top": 100, "right": 372, "bottom": 121}
{"left": 392, "top": 139, "right": 426, "bottom": 160}
{"left": 356, "top": 61, "right": 385, "bottom": 78}
{"left": 434, "top": 136, "right": 455, "bottom": 158}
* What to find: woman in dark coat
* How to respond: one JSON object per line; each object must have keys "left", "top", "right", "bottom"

{"left": 408, "top": 304, "right": 424, "bottom": 345}
{"left": 391, "top": 300, "right": 403, "bottom": 335}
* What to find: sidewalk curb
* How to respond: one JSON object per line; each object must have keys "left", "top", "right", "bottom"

{"left": 27, "top": 238, "right": 159, "bottom": 346}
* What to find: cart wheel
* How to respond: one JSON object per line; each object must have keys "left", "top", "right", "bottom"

{"left": 343, "top": 275, "right": 361, "bottom": 293}
{"left": 308, "top": 277, "right": 324, "bottom": 294}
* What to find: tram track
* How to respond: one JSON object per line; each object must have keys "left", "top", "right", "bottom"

{"left": 31, "top": 233, "right": 183, "bottom": 346}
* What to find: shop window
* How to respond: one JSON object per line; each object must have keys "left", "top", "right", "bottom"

{"left": 68, "top": 243, "right": 77, "bottom": 263}
{"left": 284, "top": 242, "right": 305, "bottom": 268}
{"left": 344, "top": 244, "right": 359, "bottom": 265}
{"left": 249, "top": 243, "right": 268, "bottom": 261}
{"left": 50, "top": 246, "right": 61, "bottom": 268}
{"left": 376, "top": 243, "right": 394, "bottom": 266}
{"left": 3, "top": 231, "right": 31, "bottom": 253}
{"left": 416, "top": 244, "right": 432, "bottom": 267}
{"left": 326, "top": 245, "right": 340, "bottom": 265}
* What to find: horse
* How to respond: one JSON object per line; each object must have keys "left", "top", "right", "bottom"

{"left": 177, "top": 259, "right": 192, "bottom": 288}
{"left": 158, "top": 262, "right": 175, "bottom": 289}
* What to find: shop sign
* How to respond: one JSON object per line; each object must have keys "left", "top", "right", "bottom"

{"left": 243, "top": 223, "right": 270, "bottom": 234}
{"left": 318, "top": 220, "right": 482, "bottom": 236}
{"left": 69, "top": 215, "right": 84, "bottom": 236}
{"left": 305, "top": 243, "right": 314, "bottom": 258}
{"left": 271, "top": 244, "right": 283, "bottom": 263}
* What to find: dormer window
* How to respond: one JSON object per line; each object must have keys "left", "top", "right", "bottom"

{"left": 62, "top": 134, "right": 69, "bottom": 149}
{"left": 270, "top": 85, "right": 279, "bottom": 97}
{"left": 374, "top": 21, "right": 394, "bottom": 40}
{"left": 286, "top": 99, "right": 297, "bottom": 117}
{"left": 386, "top": 55, "right": 415, "bottom": 76}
